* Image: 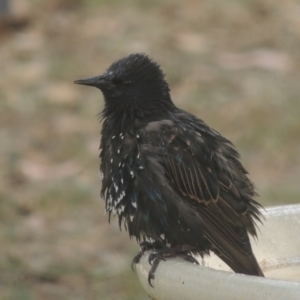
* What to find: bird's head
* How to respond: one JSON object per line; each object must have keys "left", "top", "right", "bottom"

{"left": 74, "top": 53, "right": 174, "bottom": 116}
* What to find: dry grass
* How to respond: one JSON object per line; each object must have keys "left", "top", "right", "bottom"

{"left": 1, "top": 0, "right": 300, "bottom": 299}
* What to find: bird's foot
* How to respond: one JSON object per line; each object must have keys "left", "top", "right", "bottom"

{"left": 131, "top": 241, "right": 164, "bottom": 271}
{"left": 147, "top": 245, "right": 199, "bottom": 287}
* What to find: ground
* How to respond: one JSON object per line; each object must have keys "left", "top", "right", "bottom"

{"left": 1, "top": 0, "right": 300, "bottom": 299}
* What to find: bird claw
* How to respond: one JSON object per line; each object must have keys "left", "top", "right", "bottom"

{"left": 131, "top": 241, "right": 164, "bottom": 270}
{"left": 131, "top": 251, "right": 143, "bottom": 271}
{"left": 148, "top": 270, "right": 155, "bottom": 287}
{"left": 147, "top": 254, "right": 163, "bottom": 287}
{"left": 148, "top": 251, "right": 166, "bottom": 266}
{"left": 146, "top": 246, "right": 198, "bottom": 287}
{"left": 132, "top": 243, "right": 198, "bottom": 287}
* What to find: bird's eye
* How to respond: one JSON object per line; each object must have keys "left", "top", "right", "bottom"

{"left": 111, "top": 78, "right": 132, "bottom": 86}
{"left": 111, "top": 78, "right": 123, "bottom": 85}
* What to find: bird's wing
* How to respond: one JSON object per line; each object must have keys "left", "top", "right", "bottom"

{"left": 143, "top": 114, "right": 263, "bottom": 276}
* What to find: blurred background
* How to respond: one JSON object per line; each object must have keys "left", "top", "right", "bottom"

{"left": 1, "top": 0, "right": 300, "bottom": 299}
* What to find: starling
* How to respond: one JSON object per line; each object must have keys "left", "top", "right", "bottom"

{"left": 74, "top": 53, "right": 264, "bottom": 285}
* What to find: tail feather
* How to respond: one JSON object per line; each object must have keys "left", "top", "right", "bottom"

{"left": 211, "top": 233, "right": 264, "bottom": 277}
{"left": 215, "top": 248, "right": 264, "bottom": 277}
{"left": 197, "top": 202, "right": 264, "bottom": 277}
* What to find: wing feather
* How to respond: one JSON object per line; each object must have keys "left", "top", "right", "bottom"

{"left": 141, "top": 114, "right": 263, "bottom": 276}
{"left": 159, "top": 114, "right": 263, "bottom": 276}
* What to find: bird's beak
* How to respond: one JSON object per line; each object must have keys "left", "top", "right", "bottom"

{"left": 74, "top": 75, "right": 112, "bottom": 89}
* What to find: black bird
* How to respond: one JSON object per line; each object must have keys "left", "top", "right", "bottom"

{"left": 74, "top": 53, "right": 264, "bottom": 285}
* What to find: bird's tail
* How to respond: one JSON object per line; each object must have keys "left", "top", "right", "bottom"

{"left": 211, "top": 234, "right": 264, "bottom": 277}
{"left": 196, "top": 204, "right": 264, "bottom": 277}
{"left": 215, "top": 248, "right": 264, "bottom": 277}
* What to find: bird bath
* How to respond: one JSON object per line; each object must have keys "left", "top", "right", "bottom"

{"left": 135, "top": 204, "right": 300, "bottom": 300}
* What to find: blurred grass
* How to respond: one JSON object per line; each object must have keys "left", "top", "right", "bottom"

{"left": 1, "top": 0, "right": 300, "bottom": 299}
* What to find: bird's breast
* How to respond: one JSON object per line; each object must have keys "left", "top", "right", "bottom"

{"left": 100, "top": 130, "right": 144, "bottom": 226}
